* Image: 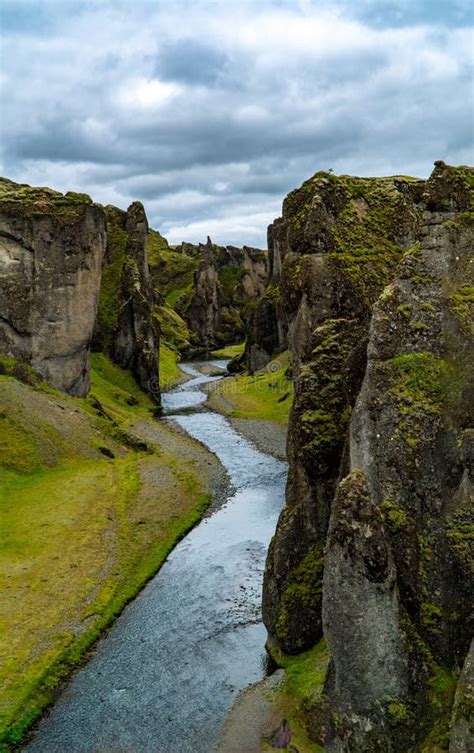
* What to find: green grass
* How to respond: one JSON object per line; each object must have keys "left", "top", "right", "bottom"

{"left": 211, "top": 342, "right": 245, "bottom": 359}
{"left": 263, "top": 640, "right": 328, "bottom": 752}
{"left": 146, "top": 227, "right": 169, "bottom": 265}
{"left": 88, "top": 351, "right": 153, "bottom": 426}
{"left": 210, "top": 352, "right": 292, "bottom": 426}
{"left": 154, "top": 304, "right": 190, "bottom": 353}
{"left": 0, "top": 355, "right": 214, "bottom": 749}
{"left": 160, "top": 343, "right": 184, "bottom": 390}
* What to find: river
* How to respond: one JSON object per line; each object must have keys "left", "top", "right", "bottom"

{"left": 24, "top": 362, "right": 287, "bottom": 753}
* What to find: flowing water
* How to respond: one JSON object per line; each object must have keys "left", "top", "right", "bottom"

{"left": 24, "top": 363, "right": 287, "bottom": 753}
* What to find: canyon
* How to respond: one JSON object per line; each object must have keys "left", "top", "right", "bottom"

{"left": 0, "top": 162, "right": 472, "bottom": 753}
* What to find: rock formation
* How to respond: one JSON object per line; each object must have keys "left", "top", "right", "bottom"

{"left": 259, "top": 162, "right": 473, "bottom": 750}
{"left": 151, "top": 236, "right": 267, "bottom": 353}
{"left": 92, "top": 202, "right": 160, "bottom": 401}
{"left": 0, "top": 178, "right": 106, "bottom": 396}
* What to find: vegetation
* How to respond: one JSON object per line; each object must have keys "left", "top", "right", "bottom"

{"left": 0, "top": 178, "right": 94, "bottom": 217}
{"left": 148, "top": 241, "right": 198, "bottom": 316}
{"left": 382, "top": 352, "right": 464, "bottom": 449}
{"left": 0, "top": 355, "right": 213, "bottom": 750}
{"left": 275, "top": 547, "right": 324, "bottom": 652}
{"left": 211, "top": 342, "right": 245, "bottom": 359}
{"left": 95, "top": 221, "right": 128, "bottom": 347}
{"left": 159, "top": 343, "right": 185, "bottom": 391}
{"left": 154, "top": 304, "right": 190, "bottom": 354}
{"left": 415, "top": 668, "right": 458, "bottom": 752}
{"left": 263, "top": 640, "right": 328, "bottom": 752}
{"left": 208, "top": 352, "right": 292, "bottom": 426}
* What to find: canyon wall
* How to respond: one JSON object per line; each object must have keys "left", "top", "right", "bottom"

{"left": 258, "top": 162, "right": 473, "bottom": 750}
{"left": 0, "top": 178, "right": 106, "bottom": 396}
{"left": 93, "top": 202, "right": 160, "bottom": 401}
{"left": 151, "top": 236, "right": 267, "bottom": 353}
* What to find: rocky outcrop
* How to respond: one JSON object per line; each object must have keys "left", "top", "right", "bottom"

{"left": 0, "top": 178, "right": 106, "bottom": 396}
{"left": 151, "top": 236, "right": 267, "bottom": 353}
{"left": 262, "top": 169, "right": 422, "bottom": 655}
{"left": 92, "top": 202, "right": 160, "bottom": 401}
{"left": 260, "top": 162, "right": 473, "bottom": 750}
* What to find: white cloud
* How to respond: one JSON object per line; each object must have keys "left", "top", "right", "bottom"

{"left": 0, "top": 0, "right": 472, "bottom": 246}
{"left": 116, "top": 78, "right": 182, "bottom": 110}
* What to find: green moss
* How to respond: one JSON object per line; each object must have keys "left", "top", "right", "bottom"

{"left": 265, "top": 640, "right": 328, "bottom": 751}
{"left": 149, "top": 244, "right": 198, "bottom": 317}
{"left": 382, "top": 501, "right": 409, "bottom": 530}
{"left": 420, "top": 603, "right": 443, "bottom": 627}
{"left": 397, "top": 303, "right": 412, "bottom": 318}
{"left": 0, "top": 413, "right": 41, "bottom": 474}
{"left": 215, "top": 307, "right": 245, "bottom": 345}
{"left": 275, "top": 547, "right": 325, "bottom": 650}
{"left": 446, "top": 512, "right": 474, "bottom": 576}
{"left": 218, "top": 265, "right": 245, "bottom": 299}
{"left": 415, "top": 669, "right": 458, "bottom": 752}
{"left": 382, "top": 352, "right": 464, "bottom": 449}
{"left": 270, "top": 639, "right": 329, "bottom": 707}
{"left": 298, "top": 319, "right": 356, "bottom": 473}
{"left": 450, "top": 285, "right": 474, "bottom": 335}
{"left": 0, "top": 179, "right": 95, "bottom": 217}
{"left": 0, "top": 356, "right": 38, "bottom": 386}
{"left": 95, "top": 221, "right": 128, "bottom": 347}
{"left": 146, "top": 227, "right": 169, "bottom": 265}
{"left": 64, "top": 191, "right": 92, "bottom": 204}
{"left": 154, "top": 304, "right": 190, "bottom": 353}
{"left": 383, "top": 697, "right": 413, "bottom": 726}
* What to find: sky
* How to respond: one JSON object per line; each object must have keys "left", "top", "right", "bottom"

{"left": 1, "top": 1, "right": 473, "bottom": 247}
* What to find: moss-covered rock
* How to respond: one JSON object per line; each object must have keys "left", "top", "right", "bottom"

{"left": 92, "top": 203, "right": 160, "bottom": 402}
{"left": 152, "top": 237, "right": 267, "bottom": 354}
{"left": 258, "top": 161, "right": 473, "bottom": 752}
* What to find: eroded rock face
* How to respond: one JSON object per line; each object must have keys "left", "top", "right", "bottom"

{"left": 0, "top": 178, "right": 106, "bottom": 395}
{"left": 260, "top": 162, "right": 473, "bottom": 750}
{"left": 166, "top": 237, "right": 268, "bottom": 353}
{"left": 322, "top": 167, "right": 473, "bottom": 751}
{"left": 262, "top": 170, "right": 422, "bottom": 654}
{"left": 93, "top": 202, "right": 160, "bottom": 401}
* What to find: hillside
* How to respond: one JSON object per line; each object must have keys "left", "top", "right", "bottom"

{"left": 0, "top": 352, "right": 223, "bottom": 748}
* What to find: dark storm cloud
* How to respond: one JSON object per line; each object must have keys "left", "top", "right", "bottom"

{"left": 1, "top": 0, "right": 473, "bottom": 246}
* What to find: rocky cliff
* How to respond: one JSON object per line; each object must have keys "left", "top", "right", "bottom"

{"left": 0, "top": 178, "right": 106, "bottom": 396}
{"left": 92, "top": 202, "right": 160, "bottom": 401}
{"left": 258, "top": 162, "right": 473, "bottom": 750}
{"left": 151, "top": 236, "right": 267, "bottom": 353}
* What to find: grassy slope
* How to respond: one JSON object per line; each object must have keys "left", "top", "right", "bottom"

{"left": 208, "top": 351, "right": 293, "bottom": 426}
{"left": 0, "top": 355, "right": 215, "bottom": 749}
{"left": 211, "top": 342, "right": 245, "bottom": 359}
{"left": 159, "top": 343, "right": 185, "bottom": 390}
{"left": 262, "top": 640, "right": 328, "bottom": 752}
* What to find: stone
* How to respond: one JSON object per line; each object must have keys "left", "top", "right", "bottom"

{"left": 0, "top": 178, "right": 106, "bottom": 396}
{"left": 258, "top": 162, "right": 474, "bottom": 750}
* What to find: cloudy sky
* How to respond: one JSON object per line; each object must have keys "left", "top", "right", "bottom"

{"left": 1, "top": 0, "right": 473, "bottom": 246}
